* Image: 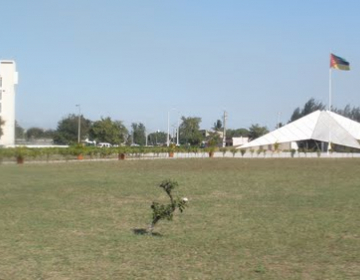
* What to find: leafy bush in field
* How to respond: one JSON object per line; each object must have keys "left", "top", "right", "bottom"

{"left": 149, "top": 179, "right": 188, "bottom": 233}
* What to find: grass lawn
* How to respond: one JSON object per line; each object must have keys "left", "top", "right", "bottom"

{"left": 0, "top": 158, "right": 359, "bottom": 279}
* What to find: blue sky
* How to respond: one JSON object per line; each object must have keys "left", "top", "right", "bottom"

{"left": 1, "top": 1, "right": 359, "bottom": 132}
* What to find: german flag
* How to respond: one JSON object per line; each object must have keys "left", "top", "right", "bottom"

{"left": 330, "top": 53, "right": 350, "bottom": 70}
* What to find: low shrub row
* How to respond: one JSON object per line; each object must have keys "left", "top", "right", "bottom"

{"left": 0, "top": 145, "right": 224, "bottom": 164}
{"left": 2, "top": 145, "right": 352, "bottom": 164}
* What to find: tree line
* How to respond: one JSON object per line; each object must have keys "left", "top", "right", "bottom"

{"left": 289, "top": 98, "right": 360, "bottom": 123}
{"left": 12, "top": 114, "right": 269, "bottom": 146}
{"left": 9, "top": 98, "right": 360, "bottom": 146}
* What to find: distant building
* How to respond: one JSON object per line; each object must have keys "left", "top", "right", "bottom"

{"left": 200, "top": 129, "right": 248, "bottom": 147}
{"left": 232, "top": 137, "right": 249, "bottom": 147}
{"left": 200, "top": 129, "right": 224, "bottom": 139}
{"left": 0, "top": 60, "right": 18, "bottom": 147}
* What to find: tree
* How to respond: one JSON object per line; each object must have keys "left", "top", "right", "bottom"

{"left": 147, "top": 131, "right": 167, "bottom": 146}
{"left": 207, "top": 131, "right": 222, "bottom": 147}
{"left": 0, "top": 117, "right": 4, "bottom": 138}
{"left": 226, "top": 128, "right": 249, "bottom": 138}
{"left": 43, "top": 129, "right": 55, "bottom": 139}
{"left": 248, "top": 124, "right": 268, "bottom": 140}
{"left": 302, "top": 98, "right": 325, "bottom": 116}
{"left": 334, "top": 105, "right": 360, "bottom": 122}
{"left": 15, "top": 121, "right": 25, "bottom": 139}
{"left": 289, "top": 98, "right": 360, "bottom": 123}
{"left": 179, "top": 116, "right": 203, "bottom": 146}
{"left": 89, "top": 117, "right": 128, "bottom": 144}
{"left": 131, "top": 122, "right": 146, "bottom": 146}
{"left": 276, "top": 122, "right": 284, "bottom": 129}
{"left": 290, "top": 107, "right": 301, "bottom": 122}
{"left": 53, "top": 114, "right": 92, "bottom": 145}
{"left": 213, "top": 119, "right": 223, "bottom": 131}
{"left": 26, "top": 127, "right": 45, "bottom": 140}
{"left": 289, "top": 98, "right": 326, "bottom": 122}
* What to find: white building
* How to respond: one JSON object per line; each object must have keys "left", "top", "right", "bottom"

{"left": 232, "top": 136, "right": 249, "bottom": 147}
{"left": 0, "top": 60, "right": 18, "bottom": 147}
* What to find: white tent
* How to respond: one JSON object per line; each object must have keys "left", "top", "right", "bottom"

{"left": 239, "top": 110, "right": 360, "bottom": 150}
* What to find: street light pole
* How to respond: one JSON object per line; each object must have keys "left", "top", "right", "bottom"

{"left": 145, "top": 129, "right": 148, "bottom": 146}
{"left": 167, "top": 111, "right": 170, "bottom": 147}
{"left": 168, "top": 108, "right": 180, "bottom": 147}
{"left": 76, "top": 104, "right": 81, "bottom": 143}
{"left": 222, "top": 110, "right": 227, "bottom": 147}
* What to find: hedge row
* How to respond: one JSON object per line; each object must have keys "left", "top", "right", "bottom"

{"left": 0, "top": 145, "right": 223, "bottom": 163}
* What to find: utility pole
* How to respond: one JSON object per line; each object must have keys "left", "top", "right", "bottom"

{"left": 222, "top": 110, "right": 227, "bottom": 147}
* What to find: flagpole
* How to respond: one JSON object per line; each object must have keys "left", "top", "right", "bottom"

{"left": 327, "top": 53, "right": 350, "bottom": 154}
{"left": 329, "top": 67, "right": 332, "bottom": 111}
{"left": 328, "top": 59, "right": 332, "bottom": 154}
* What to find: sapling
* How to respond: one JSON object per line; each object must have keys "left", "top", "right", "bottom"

{"left": 148, "top": 179, "right": 188, "bottom": 233}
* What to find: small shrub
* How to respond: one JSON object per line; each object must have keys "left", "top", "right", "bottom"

{"left": 240, "top": 149, "right": 246, "bottom": 157}
{"left": 14, "top": 146, "right": 29, "bottom": 163}
{"left": 273, "top": 142, "right": 280, "bottom": 153}
{"left": 220, "top": 148, "right": 227, "bottom": 157}
{"left": 291, "top": 149, "right": 296, "bottom": 158}
{"left": 230, "top": 148, "right": 237, "bottom": 157}
{"left": 148, "top": 179, "right": 188, "bottom": 233}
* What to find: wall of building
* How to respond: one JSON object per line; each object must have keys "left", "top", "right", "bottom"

{"left": 0, "top": 61, "right": 18, "bottom": 147}
{"left": 232, "top": 137, "right": 249, "bottom": 147}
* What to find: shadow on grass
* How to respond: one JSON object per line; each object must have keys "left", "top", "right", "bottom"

{"left": 132, "top": 228, "right": 163, "bottom": 237}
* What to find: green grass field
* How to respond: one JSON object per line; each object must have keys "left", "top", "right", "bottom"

{"left": 1, "top": 159, "right": 359, "bottom": 279}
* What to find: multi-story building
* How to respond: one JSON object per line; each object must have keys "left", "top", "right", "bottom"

{"left": 0, "top": 60, "right": 19, "bottom": 147}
